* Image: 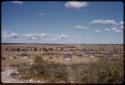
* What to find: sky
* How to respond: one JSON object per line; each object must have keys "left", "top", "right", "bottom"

{"left": 2, "top": 1, "right": 124, "bottom": 44}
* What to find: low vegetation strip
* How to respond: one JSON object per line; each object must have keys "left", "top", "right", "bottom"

{"left": 16, "top": 56, "right": 123, "bottom": 83}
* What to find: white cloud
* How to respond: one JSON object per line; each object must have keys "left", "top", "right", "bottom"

{"left": 111, "top": 27, "right": 122, "bottom": 32}
{"left": 2, "top": 31, "right": 18, "bottom": 39}
{"left": 22, "top": 33, "right": 41, "bottom": 40}
{"left": 120, "top": 25, "right": 123, "bottom": 29}
{"left": 111, "top": 27, "right": 117, "bottom": 30}
{"left": 54, "top": 34, "right": 68, "bottom": 40}
{"left": 22, "top": 33, "right": 68, "bottom": 40}
{"left": 90, "top": 19, "right": 116, "bottom": 25}
{"left": 104, "top": 26, "right": 123, "bottom": 33}
{"left": 119, "top": 21, "right": 123, "bottom": 25}
{"left": 118, "top": 21, "right": 124, "bottom": 29}
{"left": 90, "top": 20, "right": 123, "bottom": 33}
{"left": 11, "top": 1, "right": 23, "bottom": 5}
{"left": 65, "top": 1, "right": 88, "bottom": 9}
{"left": 104, "top": 27, "right": 123, "bottom": 33}
{"left": 104, "top": 28, "right": 110, "bottom": 32}
{"left": 111, "top": 21, "right": 123, "bottom": 32}
{"left": 75, "top": 25, "right": 88, "bottom": 29}
{"left": 2, "top": 30, "right": 69, "bottom": 41}
{"left": 95, "top": 29, "right": 101, "bottom": 32}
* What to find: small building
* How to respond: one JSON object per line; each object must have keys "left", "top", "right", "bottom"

{"left": 105, "top": 52, "right": 113, "bottom": 59}
{"left": 63, "top": 53, "right": 72, "bottom": 60}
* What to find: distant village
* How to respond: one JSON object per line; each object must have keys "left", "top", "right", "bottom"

{"left": 2, "top": 44, "right": 123, "bottom": 64}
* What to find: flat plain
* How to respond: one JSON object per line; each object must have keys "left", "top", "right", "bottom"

{"left": 1, "top": 43, "right": 124, "bottom": 83}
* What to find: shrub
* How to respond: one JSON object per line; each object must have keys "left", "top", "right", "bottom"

{"left": 16, "top": 56, "right": 123, "bottom": 83}
{"left": 70, "top": 59, "right": 124, "bottom": 83}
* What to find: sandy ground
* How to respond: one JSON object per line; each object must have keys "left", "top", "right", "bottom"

{"left": 1, "top": 68, "right": 46, "bottom": 83}
{"left": 1, "top": 69, "right": 22, "bottom": 83}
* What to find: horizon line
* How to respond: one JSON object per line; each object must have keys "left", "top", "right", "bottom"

{"left": 1, "top": 43, "right": 124, "bottom": 45}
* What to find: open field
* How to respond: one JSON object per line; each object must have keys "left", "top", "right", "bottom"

{"left": 1, "top": 43, "right": 124, "bottom": 83}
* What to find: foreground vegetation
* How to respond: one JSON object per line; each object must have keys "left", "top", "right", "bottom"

{"left": 16, "top": 56, "right": 124, "bottom": 83}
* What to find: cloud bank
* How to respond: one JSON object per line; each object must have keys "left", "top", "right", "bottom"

{"left": 2, "top": 31, "right": 18, "bottom": 39}
{"left": 90, "top": 19, "right": 123, "bottom": 32}
{"left": 2, "top": 31, "right": 69, "bottom": 41}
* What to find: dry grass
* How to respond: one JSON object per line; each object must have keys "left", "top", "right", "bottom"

{"left": 16, "top": 56, "right": 124, "bottom": 83}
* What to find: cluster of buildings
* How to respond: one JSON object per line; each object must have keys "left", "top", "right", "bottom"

{"left": 2, "top": 44, "right": 123, "bottom": 64}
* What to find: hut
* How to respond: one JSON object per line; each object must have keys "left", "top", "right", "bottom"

{"left": 105, "top": 52, "right": 113, "bottom": 59}
{"left": 63, "top": 53, "right": 72, "bottom": 60}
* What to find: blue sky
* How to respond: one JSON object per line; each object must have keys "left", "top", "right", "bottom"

{"left": 2, "top": 1, "right": 124, "bottom": 44}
